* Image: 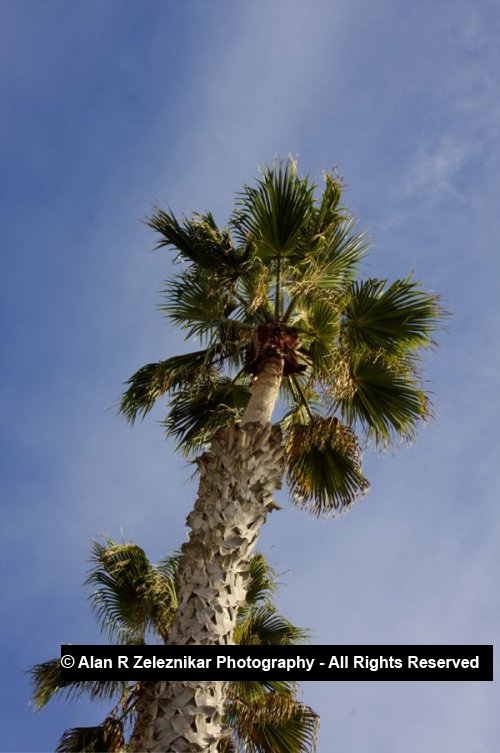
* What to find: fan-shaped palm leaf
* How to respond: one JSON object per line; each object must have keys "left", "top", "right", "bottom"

{"left": 342, "top": 277, "right": 443, "bottom": 353}
{"left": 233, "top": 160, "right": 316, "bottom": 259}
{"left": 286, "top": 416, "right": 369, "bottom": 515}
{"left": 333, "top": 354, "right": 430, "bottom": 444}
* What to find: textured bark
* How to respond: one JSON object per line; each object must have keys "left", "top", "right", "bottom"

{"left": 132, "top": 421, "right": 285, "bottom": 752}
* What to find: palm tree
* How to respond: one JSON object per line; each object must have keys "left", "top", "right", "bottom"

{"left": 31, "top": 539, "right": 318, "bottom": 753}
{"left": 119, "top": 158, "right": 444, "bottom": 751}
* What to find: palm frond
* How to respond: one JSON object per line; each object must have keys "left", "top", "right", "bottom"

{"left": 244, "top": 553, "right": 277, "bottom": 606}
{"left": 147, "top": 208, "right": 247, "bottom": 275}
{"left": 234, "top": 605, "right": 309, "bottom": 646}
{"left": 342, "top": 277, "right": 443, "bottom": 353}
{"left": 159, "top": 267, "right": 239, "bottom": 341}
{"left": 233, "top": 158, "right": 316, "bottom": 258}
{"left": 163, "top": 377, "right": 251, "bottom": 455}
{"left": 286, "top": 416, "right": 369, "bottom": 516}
{"left": 295, "top": 300, "right": 339, "bottom": 378}
{"left": 86, "top": 539, "right": 177, "bottom": 643}
{"left": 285, "top": 215, "right": 368, "bottom": 317}
{"left": 313, "top": 170, "right": 344, "bottom": 236}
{"left": 120, "top": 349, "right": 218, "bottom": 424}
{"left": 332, "top": 354, "right": 431, "bottom": 444}
{"left": 30, "top": 659, "right": 125, "bottom": 710}
{"left": 55, "top": 717, "right": 125, "bottom": 753}
{"left": 226, "top": 693, "right": 319, "bottom": 753}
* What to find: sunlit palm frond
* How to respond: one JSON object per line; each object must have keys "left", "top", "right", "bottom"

{"left": 312, "top": 170, "right": 344, "bottom": 236}
{"left": 286, "top": 416, "right": 369, "bottom": 516}
{"left": 86, "top": 540, "right": 176, "bottom": 643}
{"left": 285, "top": 215, "right": 368, "bottom": 319}
{"left": 30, "top": 659, "right": 125, "bottom": 710}
{"left": 233, "top": 159, "right": 316, "bottom": 259}
{"left": 226, "top": 693, "right": 319, "bottom": 753}
{"left": 164, "top": 377, "right": 251, "bottom": 455}
{"left": 332, "top": 354, "right": 431, "bottom": 445}
{"left": 55, "top": 717, "right": 125, "bottom": 753}
{"left": 342, "top": 277, "right": 443, "bottom": 354}
{"left": 294, "top": 299, "right": 339, "bottom": 378}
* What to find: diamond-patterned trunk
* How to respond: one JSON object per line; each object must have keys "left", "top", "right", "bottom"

{"left": 132, "top": 358, "right": 284, "bottom": 752}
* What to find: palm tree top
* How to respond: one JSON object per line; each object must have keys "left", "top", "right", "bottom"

{"left": 120, "top": 158, "right": 445, "bottom": 515}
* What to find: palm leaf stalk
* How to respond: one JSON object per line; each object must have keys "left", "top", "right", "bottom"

{"left": 119, "top": 158, "right": 445, "bottom": 751}
{"left": 31, "top": 540, "right": 318, "bottom": 753}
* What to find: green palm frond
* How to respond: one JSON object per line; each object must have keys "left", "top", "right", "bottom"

{"left": 164, "top": 377, "right": 251, "bottom": 455}
{"left": 244, "top": 553, "right": 277, "bottom": 606}
{"left": 294, "top": 299, "right": 339, "bottom": 378}
{"left": 233, "top": 159, "right": 316, "bottom": 258}
{"left": 286, "top": 416, "right": 369, "bottom": 516}
{"left": 120, "top": 349, "right": 219, "bottom": 425}
{"left": 30, "top": 659, "right": 125, "bottom": 710}
{"left": 342, "top": 277, "right": 443, "bottom": 353}
{"left": 55, "top": 717, "right": 125, "bottom": 753}
{"left": 86, "top": 540, "right": 177, "bottom": 643}
{"left": 284, "top": 219, "right": 368, "bottom": 324}
{"left": 234, "top": 605, "right": 309, "bottom": 646}
{"left": 159, "top": 267, "right": 240, "bottom": 341}
{"left": 147, "top": 208, "right": 247, "bottom": 276}
{"left": 313, "top": 170, "right": 343, "bottom": 235}
{"left": 226, "top": 693, "right": 319, "bottom": 753}
{"left": 333, "top": 354, "right": 431, "bottom": 444}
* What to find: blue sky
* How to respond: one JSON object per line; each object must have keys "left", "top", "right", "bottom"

{"left": 1, "top": 0, "right": 499, "bottom": 750}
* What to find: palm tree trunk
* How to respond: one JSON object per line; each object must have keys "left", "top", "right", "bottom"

{"left": 132, "top": 358, "right": 284, "bottom": 752}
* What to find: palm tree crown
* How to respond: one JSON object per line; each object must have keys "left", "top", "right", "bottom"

{"left": 120, "top": 158, "right": 443, "bottom": 515}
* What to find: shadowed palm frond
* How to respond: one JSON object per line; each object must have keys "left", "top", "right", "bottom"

{"left": 226, "top": 692, "right": 319, "bottom": 753}
{"left": 86, "top": 539, "right": 177, "bottom": 643}
{"left": 120, "top": 350, "right": 219, "bottom": 424}
{"left": 286, "top": 416, "right": 369, "bottom": 516}
{"left": 55, "top": 717, "right": 125, "bottom": 753}
{"left": 164, "top": 377, "right": 251, "bottom": 455}
{"left": 30, "top": 659, "right": 125, "bottom": 710}
{"left": 332, "top": 355, "right": 431, "bottom": 444}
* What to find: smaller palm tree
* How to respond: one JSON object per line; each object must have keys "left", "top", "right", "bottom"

{"left": 31, "top": 539, "right": 319, "bottom": 753}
